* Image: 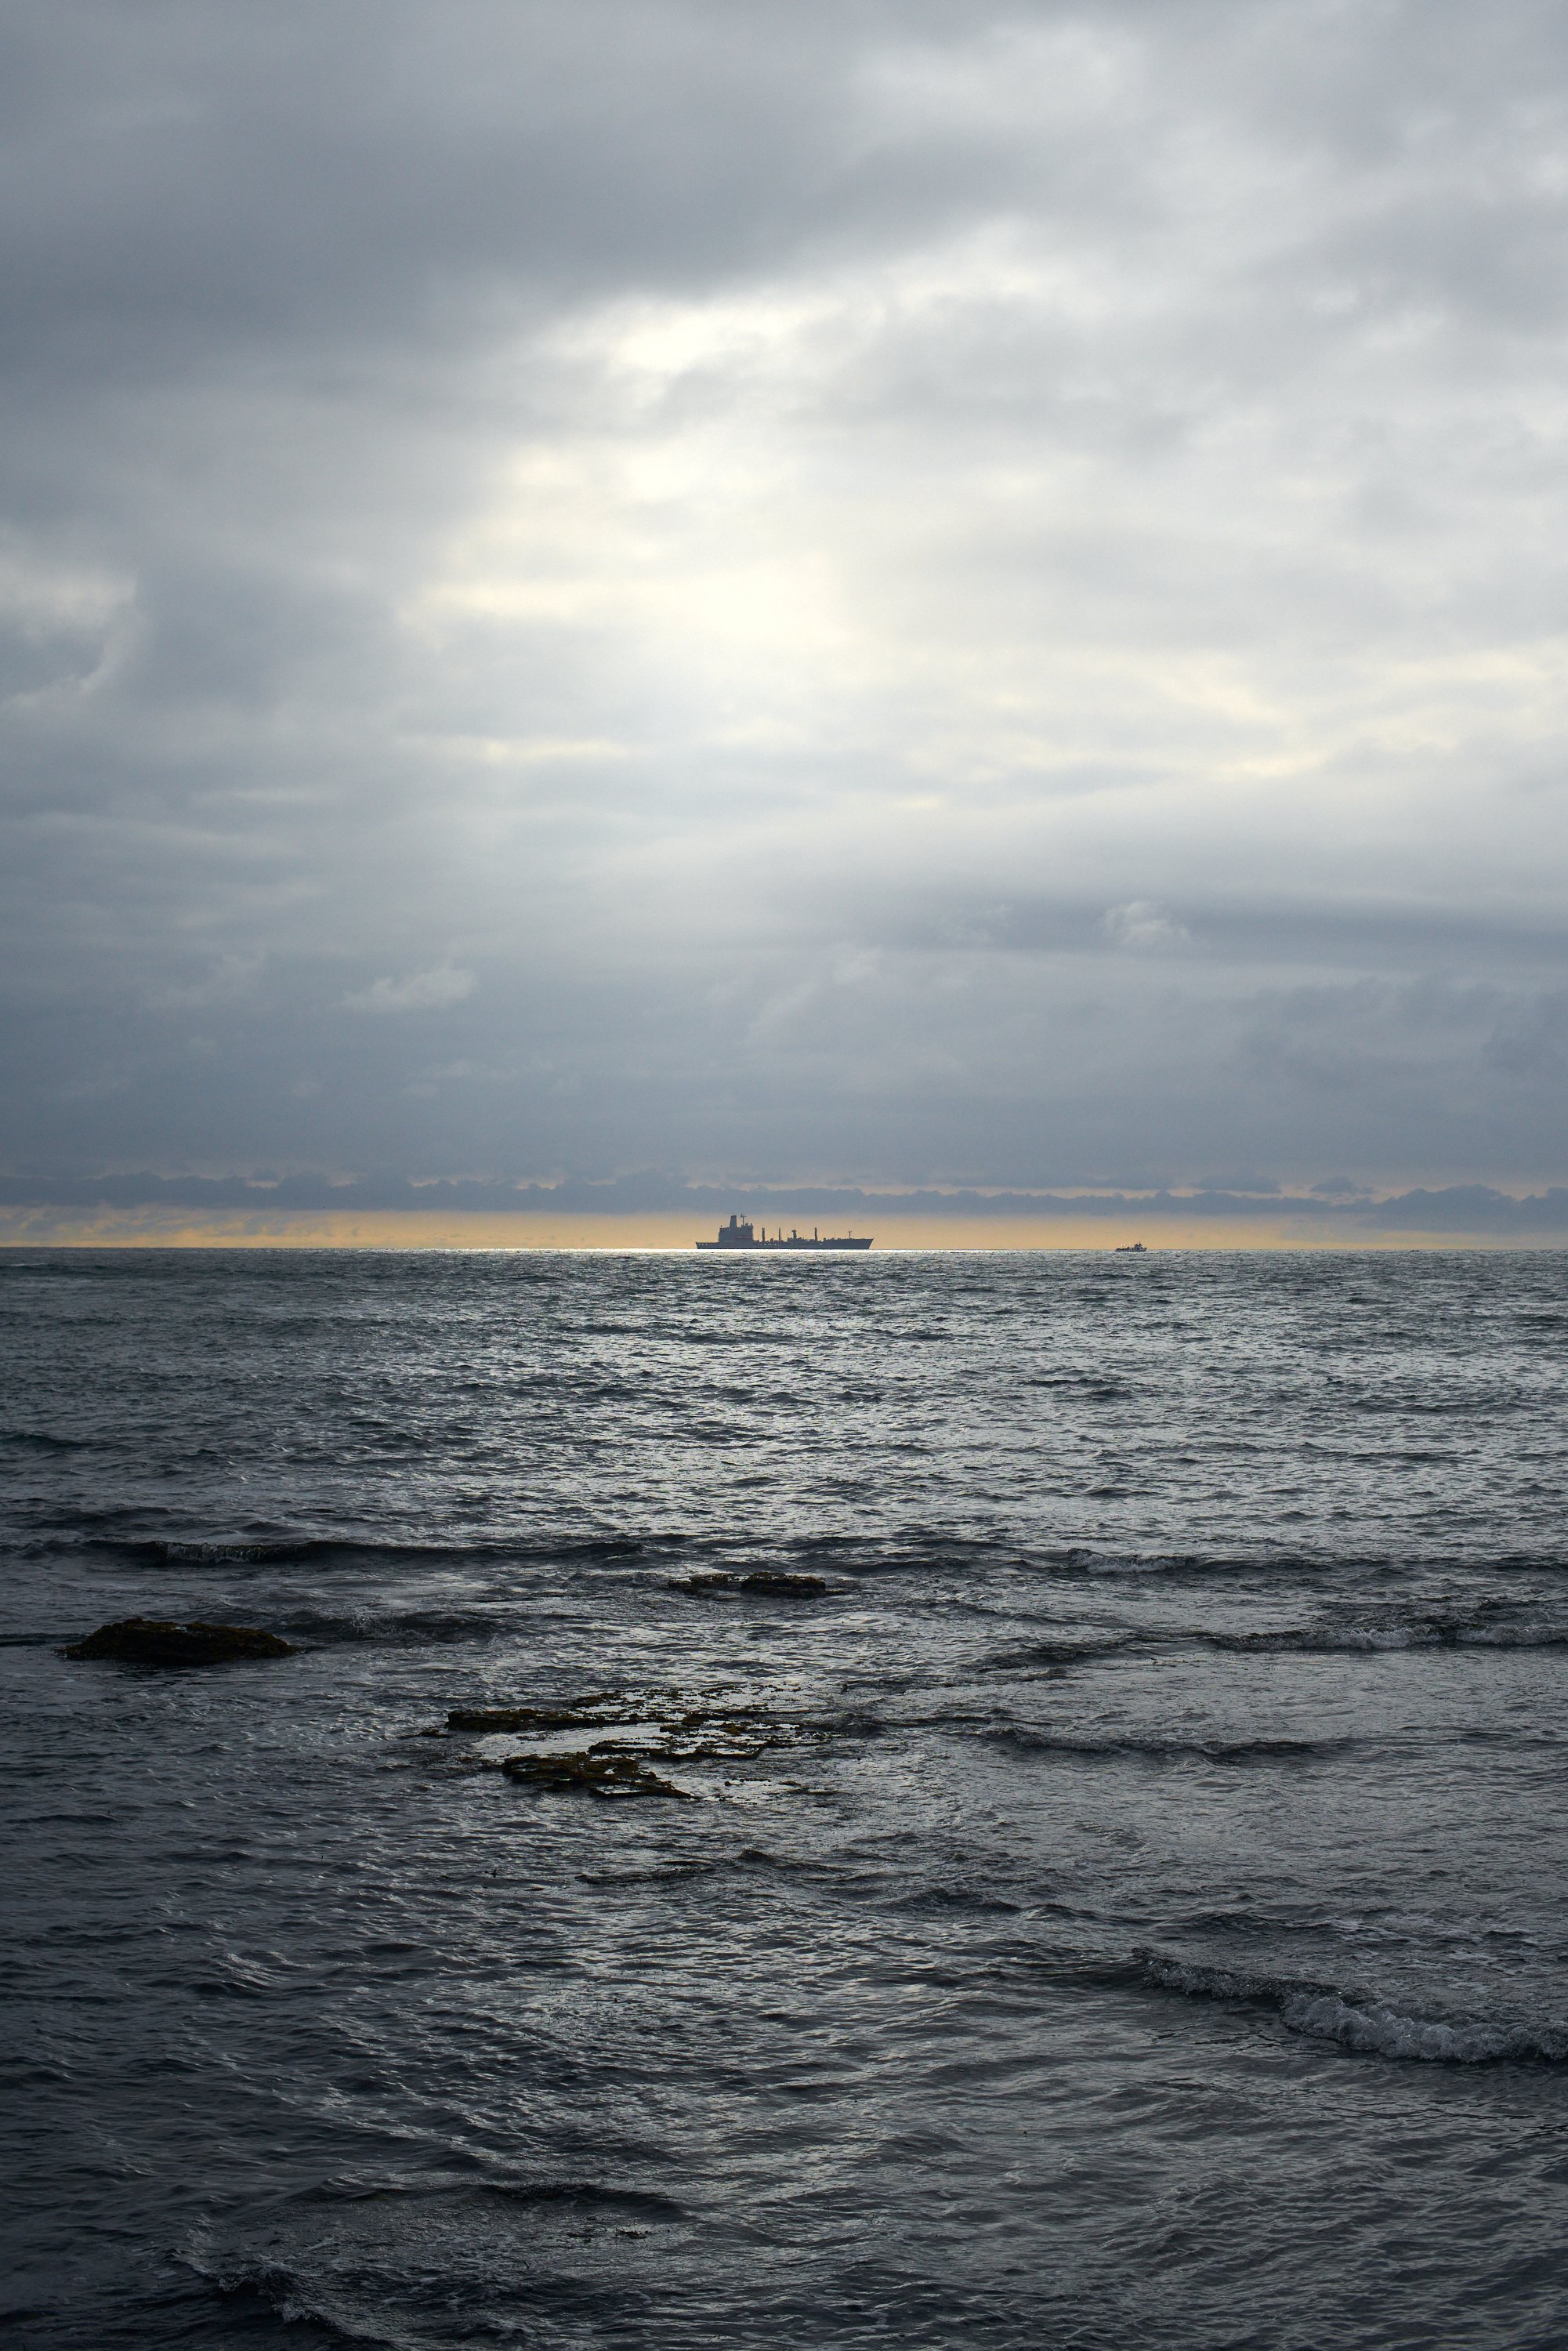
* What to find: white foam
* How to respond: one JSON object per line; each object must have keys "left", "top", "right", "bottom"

{"left": 1143, "top": 1954, "right": 1568, "bottom": 2064}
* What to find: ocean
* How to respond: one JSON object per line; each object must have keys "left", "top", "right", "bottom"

{"left": 4, "top": 1245, "right": 1568, "bottom": 2349}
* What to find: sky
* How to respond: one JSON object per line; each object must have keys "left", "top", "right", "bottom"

{"left": 2, "top": 0, "right": 1567, "bottom": 1241}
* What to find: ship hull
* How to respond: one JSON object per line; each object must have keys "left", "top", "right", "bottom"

{"left": 696, "top": 1237, "right": 872, "bottom": 1251}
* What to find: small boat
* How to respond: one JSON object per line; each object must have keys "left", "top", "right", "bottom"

{"left": 1114, "top": 1241, "right": 1147, "bottom": 1254}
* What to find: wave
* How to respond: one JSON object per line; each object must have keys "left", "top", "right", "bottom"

{"left": 0, "top": 1425, "right": 97, "bottom": 1451}
{"left": 0, "top": 1259, "right": 120, "bottom": 1277}
{"left": 1042, "top": 1549, "right": 1357, "bottom": 1581}
{"left": 85, "top": 1530, "right": 676, "bottom": 1570}
{"left": 281, "top": 1607, "right": 512, "bottom": 1646}
{"left": 894, "top": 1880, "right": 1023, "bottom": 1916}
{"left": 989, "top": 1726, "right": 1350, "bottom": 1764}
{"left": 1205, "top": 1613, "right": 1568, "bottom": 1655}
{"left": 578, "top": 1845, "right": 882, "bottom": 1893}
{"left": 975, "top": 1609, "right": 1568, "bottom": 1663}
{"left": 30, "top": 1516, "right": 1568, "bottom": 1587}
{"left": 1023, "top": 1544, "right": 1568, "bottom": 1584}
{"left": 456, "top": 2177, "right": 685, "bottom": 2219}
{"left": 183, "top": 2175, "right": 688, "bottom": 2347}
{"left": 1349, "top": 1394, "right": 1523, "bottom": 1416}
{"left": 1023, "top": 1946, "right": 1568, "bottom": 2064}
{"left": 982, "top": 1636, "right": 1136, "bottom": 1669}
{"left": 56, "top": 1523, "right": 1093, "bottom": 1586}
{"left": 985, "top": 1612, "right": 1568, "bottom": 1672}
{"left": 182, "top": 2249, "right": 406, "bottom": 2349}
{"left": 1022, "top": 1374, "right": 1135, "bottom": 1400}
{"left": 1139, "top": 1954, "right": 1568, "bottom": 2065}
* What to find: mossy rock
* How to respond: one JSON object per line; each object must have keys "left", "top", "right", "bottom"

{"left": 501, "top": 1748, "right": 695, "bottom": 1800}
{"left": 63, "top": 1617, "right": 296, "bottom": 1666}
{"left": 670, "top": 1570, "right": 828, "bottom": 1598}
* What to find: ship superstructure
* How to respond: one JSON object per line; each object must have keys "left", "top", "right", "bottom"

{"left": 697, "top": 1215, "right": 872, "bottom": 1252}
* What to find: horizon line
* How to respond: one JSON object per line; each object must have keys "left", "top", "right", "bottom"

{"left": 2, "top": 1209, "right": 1566, "bottom": 1252}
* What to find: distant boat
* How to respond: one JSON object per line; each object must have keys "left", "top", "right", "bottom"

{"left": 697, "top": 1215, "right": 872, "bottom": 1252}
{"left": 1114, "top": 1241, "right": 1147, "bottom": 1254}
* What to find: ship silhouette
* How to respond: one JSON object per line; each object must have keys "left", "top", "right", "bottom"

{"left": 697, "top": 1215, "right": 872, "bottom": 1252}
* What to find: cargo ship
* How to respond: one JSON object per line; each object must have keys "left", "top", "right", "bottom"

{"left": 697, "top": 1215, "right": 872, "bottom": 1252}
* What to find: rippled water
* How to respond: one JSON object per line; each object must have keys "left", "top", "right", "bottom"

{"left": 4, "top": 1246, "right": 1568, "bottom": 2349}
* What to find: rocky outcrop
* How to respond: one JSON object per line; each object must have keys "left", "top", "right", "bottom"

{"left": 501, "top": 1748, "right": 695, "bottom": 1799}
{"left": 447, "top": 1694, "right": 625, "bottom": 1734}
{"left": 436, "top": 1682, "right": 824, "bottom": 1802}
{"left": 63, "top": 1617, "right": 296, "bottom": 1666}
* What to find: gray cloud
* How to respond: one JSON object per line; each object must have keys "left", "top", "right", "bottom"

{"left": 2, "top": 0, "right": 1566, "bottom": 1208}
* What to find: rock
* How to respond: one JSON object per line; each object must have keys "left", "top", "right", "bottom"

{"left": 501, "top": 1748, "right": 696, "bottom": 1799}
{"left": 446, "top": 1694, "right": 624, "bottom": 1733}
{"left": 62, "top": 1617, "right": 296, "bottom": 1666}
{"left": 440, "top": 1682, "right": 824, "bottom": 1789}
{"left": 669, "top": 1570, "right": 828, "bottom": 1598}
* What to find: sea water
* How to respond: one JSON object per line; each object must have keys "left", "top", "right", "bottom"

{"left": 3, "top": 1246, "right": 1568, "bottom": 2349}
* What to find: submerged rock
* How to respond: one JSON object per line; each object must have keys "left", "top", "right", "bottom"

{"left": 670, "top": 1571, "right": 829, "bottom": 1598}
{"left": 63, "top": 1617, "right": 297, "bottom": 1666}
{"left": 501, "top": 1748, "right": 696, "bottom": 1800}
{"left": 446, "top": 1696, "right": 624, "bottom": 1734}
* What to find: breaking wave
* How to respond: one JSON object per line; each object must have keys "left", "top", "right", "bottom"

{"left": 1138, "top": 1955, "right": 1568, "bottom": 2065}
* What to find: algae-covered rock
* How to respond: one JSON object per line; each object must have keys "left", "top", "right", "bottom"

{"left": 670, "top": 1570, "right": 828, "bottom": 1598}
{"left": 446, "top": 1693, "right": 625, "bottom": 1734}
{"left": 450, "top": 1705, "right": 588, "bottom": 1734}
{"left": 501, "top": 1748, "right": 695, "bottom": 1799}
{"left": 63, "top": 1617, "right": 296, "bottom": 1666}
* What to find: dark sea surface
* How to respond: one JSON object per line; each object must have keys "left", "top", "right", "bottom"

{"left": 5, "top": 1246, "right": 1568, "bottom": 2350}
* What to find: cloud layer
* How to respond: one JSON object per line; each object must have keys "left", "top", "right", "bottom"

{"left": 3, "top": 0, "right": 1566, "bottom": 1200}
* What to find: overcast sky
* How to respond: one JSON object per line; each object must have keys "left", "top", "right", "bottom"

{"left": 3, "top": 0, "right": 1567, "bottom": 1212}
